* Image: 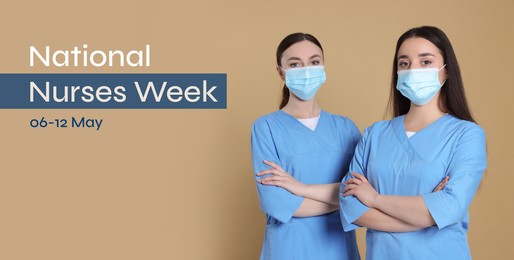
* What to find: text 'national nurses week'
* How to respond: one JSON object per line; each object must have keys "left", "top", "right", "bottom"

{"left": 0, "top": 44, "right": 226, "bottom": 109}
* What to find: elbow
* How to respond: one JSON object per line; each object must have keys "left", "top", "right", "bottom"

{"left": 424, "top": 194, "right": 471, "bottom": 229}
{"left": 353, "top": 217, "right": 366, "bottom": 228}
{"left": 413, "top": 213, "right": 437, "bottom": 228}
{"left": 417, "top": 219, "right": 436, "bottom": 228}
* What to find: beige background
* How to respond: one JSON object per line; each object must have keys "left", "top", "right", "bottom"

{"left": 0, "top": 1, "right": 512, "bottom": 259}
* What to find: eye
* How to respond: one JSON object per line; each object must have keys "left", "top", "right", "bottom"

{"left": 289, "top": 62, "right": 300, "bottom": 67}
{"left": 398, "top": 61, "right": 409, "bottom": 68}
{"left": 421, "top": 60, "right": 432, "bottom": 66}
{"left": 311, "top": 60, "right": 321, "bottom": 66}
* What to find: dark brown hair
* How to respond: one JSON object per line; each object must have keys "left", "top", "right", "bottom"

{"left": 387, "top": 26, "right": 475, "bottom": 123}
{"left": 276, "top": 33, "right": 324, "bottom": 109}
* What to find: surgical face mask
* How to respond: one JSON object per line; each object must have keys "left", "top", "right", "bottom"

{"left": 396, "top": 64, "right": 446, "bottom": 106}
{"left": 282, "top": 65, "right": 326, "bottom": 101}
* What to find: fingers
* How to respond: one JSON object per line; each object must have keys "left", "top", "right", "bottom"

{"left": 257, "top": 175, "right": 286, "bottom": 186}
{"left": 342, "top": 173, "right": 367, "bottom": 197}
{"left": 342, "top": 184, "right": 358, "bottom": 193}
{"left": 344, "top": 176, "right": 363, "bottom": 186}
{"left": 257, "top": 160, "right": 287, "bottom": 177}
{"left": 263, "top": 160, "right": 284, "bottom": 171}
{"left": 256, "top": 161, "right": 291, "bottom": 186}
{"left": 434, "top": 177, "right": 447, "bottom": 192}
{"left": 351, "top": 172, "right": 369, "bottom": 183}
{"left": 433, "top": 176, "right": 450, "bottom": 192}
{"left": 256, "top": 168, "right": 287, "bottom": 177}
{"left": 436, "top": 177, "right": 449, "bottom": 191}
{"left": 342, "top": 184, "right": 358, "bottom": 196}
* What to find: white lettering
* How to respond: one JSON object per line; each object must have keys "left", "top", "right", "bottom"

{"left": 203, "top": 80, "right": 217, "bottom": 102}
{"left": 29, "top": 44, "right": 151, "bottom": 67}
{"left": 135, "top": 81, "right": 167, "bottom": 102}
{"left": 30, "top": 81, "right": 50, "bottom": 102}
{"left": 167, "top": 86, "right": 183, "bottom": 102}
{"left": 30, "top": 46, "right": 49, "bottom": 67}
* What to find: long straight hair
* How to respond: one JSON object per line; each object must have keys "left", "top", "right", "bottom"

{"left": 387, "top": 26, "right": 475, "bottom": 123}
{"left": 276, "top": 33, "right": 324, "bottom": 109}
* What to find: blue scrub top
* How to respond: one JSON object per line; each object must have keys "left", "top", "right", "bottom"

{"left": 340, "top": 114, "right": 487, "bottom": 260}
{"left": 251, "top": 110, "right": 361, "bottom": 260}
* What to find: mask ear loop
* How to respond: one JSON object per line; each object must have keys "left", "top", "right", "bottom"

{"left": 277, "top": 66, "right": 286, "bottom": 82}
{"left": 439, "top": 64, "right": 447, "bottom": 86}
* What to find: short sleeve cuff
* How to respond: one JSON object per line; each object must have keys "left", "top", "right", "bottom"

{"left": 257, "top": 185, "right": 305, "bottom": 224}
{"left": 340, "top": 195, "right": 370, "bottom": 231}
{"left": 274, "top": 195, "right": 304, "bottom": 224}
{"left": 422, "top": 192, "right": 452, "bottom": 229}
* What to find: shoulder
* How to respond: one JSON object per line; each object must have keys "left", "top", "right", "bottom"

{"left": 446, "top": 115, "right": 486, "bottom": 141}
{"left": 363, "top": 118, "right": 396, "bottom": 135}
{"left": 446, "top": 115, "right": 483, "bottom": 130}
{"left": 322, "top": 110, "right": 359, "bottom": 130}
{"left": 252, "top": 111, "right": 282, "bottom": 127}
{"left": 444, "top": 116, "right": 487, "bottom": 167}
{"left": 251, "top": 110, "right": 285, "bottom": 135}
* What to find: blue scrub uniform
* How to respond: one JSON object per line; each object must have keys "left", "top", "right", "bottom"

{"left": 251, "top": 110, "right": 361, "bottom": 260}
{"left": 340, "top": 114, "right": 487, "bottom": 260}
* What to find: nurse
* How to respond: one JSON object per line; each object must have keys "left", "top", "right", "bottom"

{"left": 340, "top": 26, "right": 487, "bottom": 259}
{"left": 251, "top": 33, "right": 360, "bottom": 260}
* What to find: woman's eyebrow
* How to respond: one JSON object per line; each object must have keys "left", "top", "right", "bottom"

{"left": 287, "top": 55, "right": 321, "bottom": 61}
{"left": 398, "top": 52, "right": 436, "bottom": 59}
{"left": 418, "top": 52, "right": 436, "bottom": 57}
{"left": 286, "top": 57, "right": 302, "bottom": 61}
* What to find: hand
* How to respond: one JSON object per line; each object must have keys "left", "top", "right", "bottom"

{"left": 342, "top": 172, "right": 379, "bottom": 208}
{"left": 256, "top": 160, "right": 307, "bottom": 196}
{"left": 433, "top": 176, "right": 449, "bottom": 192}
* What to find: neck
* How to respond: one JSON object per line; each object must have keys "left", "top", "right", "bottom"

{"left": 282, "top": 96, "right": 320, "bottom": 119}
{"left": 404, "top": 97, "right": 446, "bottom": 132}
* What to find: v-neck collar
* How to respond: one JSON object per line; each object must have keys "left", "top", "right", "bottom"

{"left": 278, "top": 109, "right": 325, "bottom": 133}
{"left": 402, "top": 114, "right": 450, "bottom": 139}
{"left": 392, "top": 114, "right": 450, "bottom": 159}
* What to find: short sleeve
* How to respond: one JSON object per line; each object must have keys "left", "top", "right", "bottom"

{"left": 251, "top": 118, "right": 304, "bottom": 224}
{"left": 339, "top": 127, "right": 371, "bottom": 231}
{"left": 344, "top": 117, "right": 362, "bottom": 148}
{"left": 422, "top": 125, "right": 487, "bottom": 229}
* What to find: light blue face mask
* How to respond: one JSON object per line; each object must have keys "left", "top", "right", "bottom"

{"left": 396, "top": 64, "right": 446, "bottom": 106}
{"left": 283, "top": 65, "right": 326, "bottom": 100}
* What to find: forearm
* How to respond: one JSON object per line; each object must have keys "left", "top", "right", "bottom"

{"left": 372, "top": 195, "right": 435, "bottom": 228}
{"left": 301, "top": 183, "right": 340, "bottom": 206}
{"left": 355, "top": 208, "right": 424, "bottom": 232}
{"left": 293, "top": 198, "right": 338, "bottom": 217}
{"left": 354, "top": 208, "right": 423, "bottom": 232}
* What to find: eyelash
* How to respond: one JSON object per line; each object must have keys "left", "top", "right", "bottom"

{"left": 398, "top": 61, "right": 409, "bottom": 67}
{"left": 289, "top": 61, "right": 321, "bottom": 67}
{"left": 398, "top": 60, "right": 432, "bottom": 68}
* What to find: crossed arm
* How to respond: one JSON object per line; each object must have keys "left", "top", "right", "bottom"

{"left": 257, "top": 160, "right": 448, "bottom": 232}
{"left": 342, "top": 172, "right": 447, "bottom": 228}
{"left": 257, "top": 161, "right": 340, "bottom": 217}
